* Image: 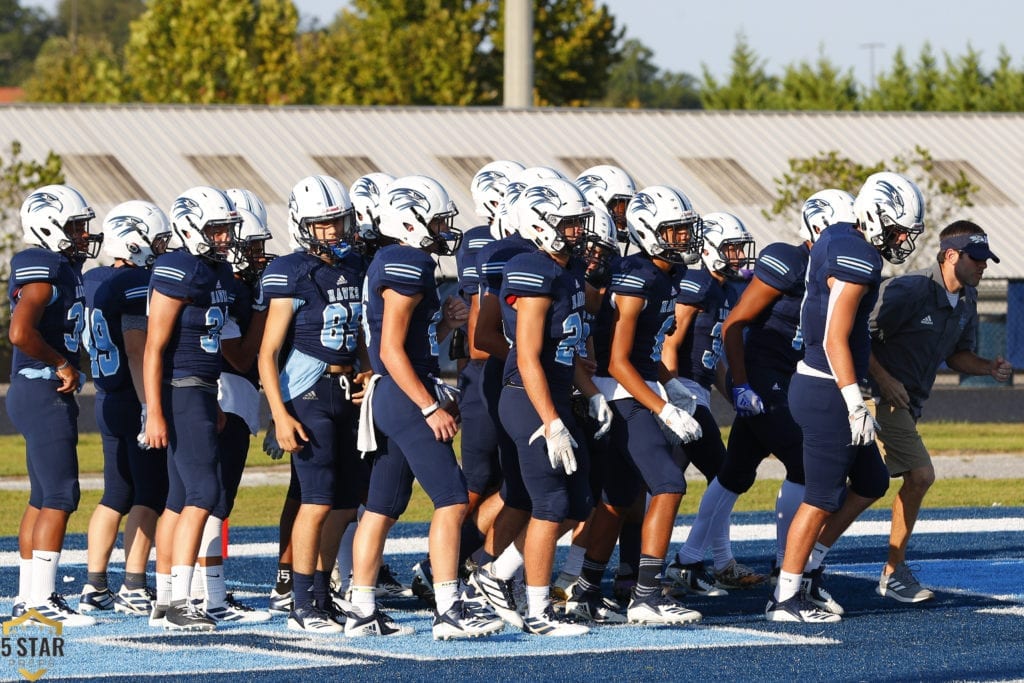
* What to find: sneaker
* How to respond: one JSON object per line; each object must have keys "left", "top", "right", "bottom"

{"left": 714, "top": 560, "right": 769, "bottom": 589}
{"left": 12, "top": 601, "right": 26, "bottom": 618}
{"left": 468, "top": 566, "right": 524, "bottom": 629}
{"left": 344, "top": 608, "right": 413, "bottom": 637}
{"left": 801, "top": 567, "right": 844, "bottom": 615}
{"left": 268, "top": 588, "right": 293, "bottom": 614}
{"left": 664, "top": 560, "right": 728, "bottom": 597}
{"left": 149, "top": 604, "right": 168, "bottom": 628}
{"left": 114, "top": 586, "right": 155, "bottom": 616}
{"left": 433, "top": 599, "right": 505, "bottom": 640}
{"left": 765, "top": 594, "right": 841, "bottom": 623}
{"left": 288, "top": 605, "right": 344, "bottom": 633}
{"left": 206, "top": 594, "right": 272, "bottom": 623}
{"left": 522, "top": 605, "right": 589, "bottom": 637}
{"left": 79, "top": 586, "right": 115, "bottom": 612}
{"left": 29, "top": 593, "right": 97, "bottom": 627}
{"left": 550, "top": 571, "right": 578, "bottom": 603}
{"left": 565, "top": 587, "right": 626, "bottom": 624}
{"left": 164, "top": 601, "right": 215, "bottom": 632}
{"left": 626, "top": 592, "right": 702, "bottom": 625}
{"left": 329, "top": 591, "right": 354, "bottom": 622}
{"left": 612, "top": 569, "right": 637, "bottom": 604}
{"left": 410, "top": 561, "right": 436, "bottom": 609}
{"left": 877, "top": 562, "right": 934, "bottom": 603}
{"left": 376, "top": 564, "right": 413, "bottom": 598}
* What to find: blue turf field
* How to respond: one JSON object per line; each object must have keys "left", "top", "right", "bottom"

{"left": 2, "top": 506, "right": 1022, "bottom": 682}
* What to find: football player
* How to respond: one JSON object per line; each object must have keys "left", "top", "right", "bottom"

{"left": 766, "top": 172, "right": 925, "bottom": 623}
{"left": 79, "top": 201, "right": 172, "bottom": 618}
{"left": 8, "top": 184, "right": 101, "bottom": 626}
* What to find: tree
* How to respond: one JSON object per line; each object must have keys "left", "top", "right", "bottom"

{"left": 22, "top": 35, "right": 125, "bottom": 102}
{"left": 987, "top": 47, "right": 1024, "bottom": 112}
{"left": 700, "top": 33, "right": 780, "bottom": 109}
{"left": 763, "top": 146, "right": 977, "bottom": 272}
{"left": 936, "top": 45, "right": 990, "bottom": 111}
{"left": 56, "top": 0, "right": 144, "bottom": 55}
{"left": 601, "top": 38, "right": 699, "bottom": 109}
{"left": 863, "top": 47, "right": 916, "bottom": 111}
{"left": 0, "top": 0, "right": 58, "bottom": 86}
{"left": 777, "top": 52, "right": 859, "bottom": 110}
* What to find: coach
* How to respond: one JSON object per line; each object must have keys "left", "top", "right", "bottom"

{"left": 868, "top": 220, "right": 1012, "bottom": 603}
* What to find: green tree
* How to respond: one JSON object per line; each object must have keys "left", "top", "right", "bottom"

{"left": 22, "top": 35, "right": 125, "bottom": 102}
{"left": 777, "top": 53, "right": 859, "bottom": 110}
{"left": 601, "top": 38, "right": 699, "bottom": 109}
{"left": 763, "top": 146, "right": 976, "bottom": 271}
{"left": 912, "top": 42, "right": 941, "bottom": 111}
{"left": 987, "top": 47, "right": 1024, "bottom": 112}
{"left": 936, "top": 45, "right": 990, "bottom": 111}
{"left": 0, "top": 0, "right": 58, "bottom": 86}
{"left": 700, "top": 33, "right": 780, "bottom": 109}
{"left": 863, "top": 47, "right": 916, "bottom": 111}
{"left": 56, "top": 0, "right": 144, "bottom": 54}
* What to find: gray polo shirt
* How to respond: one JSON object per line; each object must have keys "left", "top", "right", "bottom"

{"left": 869, "top": 262, "right": 978, "bottom": 418}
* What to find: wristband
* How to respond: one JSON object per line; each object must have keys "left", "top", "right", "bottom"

{"left": 55, "top": 360, "right": 70, "bottom": 372}
{"left": 839, "top": 383, "right": 863, "bottom": 412}
{"left": 421, "top": 401, "right": 440, "bottom": 418}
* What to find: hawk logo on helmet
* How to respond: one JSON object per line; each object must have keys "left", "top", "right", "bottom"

{"left": 352, "top": 179, "right": 382, "bottom": 200}
{"left": 875, "top": 180, "right": 907, "bottom": 218}
{"left": 576, "top": 174, "right": 608, "bottom": 197}
{"left": 172, "top": 196, "right": 201, "bottom": 222}
{"left": 389, "top": 187, "right": 430, "bottom": 213}
{"left": 523, "top": 183, "right": 564, "bottom": 209}
{"left": 803, "top": 198, "right": 834, "bottom": 224}
{"left": 475, "top": 170, "right": 509, "bottom": 194}
{"left": 25, "top": 192, "right": 62, "bottom": 215}
{"left": 629, "top": 192, "right": 658, "bottom": 217}
{"left": 108, "top": 215, "right": 145, "bottom": 239}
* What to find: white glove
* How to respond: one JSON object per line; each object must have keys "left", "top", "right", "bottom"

{"left": 658, "top": 402, "right": 702, "bottom": 445}
{"left": 529, "top": 418, "right": 579, "bottom": 475}
{"left": 663, "top": 378, "right": 698, "bottom": 415}
{"left": 731, "top": 383, "right": 765, "bottom": 417}
{"left": 137, "top": 404, "right": 151, "bottom": 450}
{"left": 841, "top": 384, "right": 879, "bottom": 446}
{"left": 588, "top": 394, "right": 613, "bottom": 439}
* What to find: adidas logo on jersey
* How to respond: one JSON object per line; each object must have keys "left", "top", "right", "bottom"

{"left": 920, "top": 315, "right": 933, "bottom": 326}
{"left": 301, "top": 390, "right": 317, "bottom": 400}
{"left": 771, "top": 382, "right": 782, "bottom": 391}
{"left": 337, "top": 274, "right": 348, "bottom": 285}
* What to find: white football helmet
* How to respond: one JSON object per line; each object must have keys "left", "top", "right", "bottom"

{"left": 700, "top": 212, "right": 756, "bottom": 279}
{"left": 231, "top": 207, "right": 275, "bottom": 283}
{"left": 579, "top": 205, "right": 619, "bottom": 287}
{"left": 626, "top": 185, "right": 702, "bottom": 265}
{"left": 224, "top": 188, "right": 268, "bottom": 227}
{"left": 515, "top": 178, "right": 593, "bottom": 256}
{"left": 575, "top": 165, "right": 636, "bottom": 241}
{"left": 20, "top": 184, "right": 101, "bottom": 260}
{"left": 471, "top": 160, "right": 525, "bottom": 221}
{"left": 102, "top": 200, "right": 171, "bottom": 267}
{"left": 800, "top": 188, "right": 856, "bottom": 243}
{"left": 349, "top": 172, "right": 394, "bottom": 248}
{"left": 853, "top": 172, "right": 926, "bottom": 264}
{"left": 378, "top": 175, "right": 461, "bottom": 255}
{"left": 170, "top": 186, "right": 240, "bottom": 261}
{"left": 288, "top": 175, "right": 356, "bottom": 261}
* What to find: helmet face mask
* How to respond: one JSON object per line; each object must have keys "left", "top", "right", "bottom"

{"left": 230, "top": 206, "right": 276, "bottom": 282}
{"left": 579, "top": 206, "right": 618, "bottom": 286}
{"left": 21, "top": 184, "right": 101, "bottom": 261}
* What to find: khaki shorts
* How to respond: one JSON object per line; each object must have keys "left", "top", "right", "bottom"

{"left": 870, "top": 400, "right": 932, "bottom": 476}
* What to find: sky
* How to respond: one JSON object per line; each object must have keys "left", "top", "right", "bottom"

{"left": 26, "top": 0, "right": 1024, "bottom": 88}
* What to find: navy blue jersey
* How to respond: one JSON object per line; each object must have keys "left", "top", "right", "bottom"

{"left": 456, "top": 225, "right": 494, "bottom": 298}
{"left": 261, "top": 251, "right": 365, "bottom": 367}
{"left": 676, "top": 268, "right": 747, "bottom": 389}
{"left": 364, "top": 244, "right": 441, "bottom": 377}
{"left": 224, "top": 276, "right": 265, "bottom": 386}
{"left": 500, "top": 251, "right": 587, "bottom": 393}
{"left": 8, "top": 248, "right": 86, "bottom": 375}
{"left": 88, "top": 265, "right": 150, "bottom": 392}
{"left": 593, "top": 255, "right": 678, "bottom": 381}
{"left": 743, "top": 242, "right": 811, "bottom": 374}
{"left": 476, "top": 234, "right": 535, "bottom": 298}
{"left": 801, "top": 223, "right": 882, "bottom": 381}
{"left": 149, "top": 251, "right": 234, "bottom": 381}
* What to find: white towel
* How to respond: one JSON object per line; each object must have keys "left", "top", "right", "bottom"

{"left": 356, "top": 374, "right": 382, "bottom": 457}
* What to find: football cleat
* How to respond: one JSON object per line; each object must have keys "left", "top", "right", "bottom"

{"left": 468, "top": 566, "right": 524, "bottom": 629}
{"left": 114, "top": 585, "right": 156, "bottom": 616}
{"left": 344, "top": 608, "right": 413, "bottom": 637}
{"left": 802, "top": 567, "right": 845, "bottom": 615}
{"left": 149, "top": 604, "right": 169, "bottom": 628}
{"left": 164, "top": 601, "right": 215, "bottom": 632}
{"left": 30, "top": 593, "right": 97, "bottom": 627}
{"left": 714, "top": 560, "right": 769, "bottom": 589}
{"left": 376, "top": 563, "right": 413, "bottom": 598}
{"left": 79, "top": 586, "right": 115, "bottom": 612}
{"left": 877, "top": 562, "right": 934, "bottom": 603}
{"left": 329, "top": 591, "right": 354, "bottom": 622}
{"left": 206, "top": 594, "right": 272, "bottom": 623}
{"left": 564, "top": 587, "right": 626, "bottom": 624}
{"left": 522, "top": 605, "right": 590, "bottom": 637}
{"left": 664, "top": 560, "right": 728, "bottom": 597}
{"left": 626, "top": 592, "right": 702, "bottom": 625}
{"left": 550, "top": 571, "right": 578, "bottom": 603}
{"left": 12, "top": 601, "right": 26, "bottom": 618}
{"left": 432, "top": 600, "right": 505, "bottom": 640}
{"left": 765, "top": 595, "right": 841, "bottom": 623}
{"left": 288, "top": 606, "right": 344, "bottom": 633}
{"left": 410, "top": 561, "right": 436, "bottom": 609}
{"left": 268, "top": 588, "right": 293, "bottom": 614}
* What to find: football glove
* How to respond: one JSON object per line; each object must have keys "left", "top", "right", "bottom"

{"left": 657, "top": 403, "right": 702, "bottom": 445}
{"left": 731, "top": 383, "right": 765, "bottom": 417}
{"left": 263, "top": 421, "right": 285, "bottom": 460}
{"left": 663, "top": 378, "right": 698, "bottom": 415}
{"left": 841, "top": 384, "right": 879, "bottom": 446}
{"left": 137, "top": 404, "right": 151, "bottom": 450}
{"left": 588, "top": 394, "right": 613, "bottom": 439}
{"left": 529, "top": 418, "right": 579, "bottom": 475}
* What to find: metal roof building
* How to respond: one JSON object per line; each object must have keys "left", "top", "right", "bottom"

{"left": 0, "top": 104, "right": 1021, "bottom": 280}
